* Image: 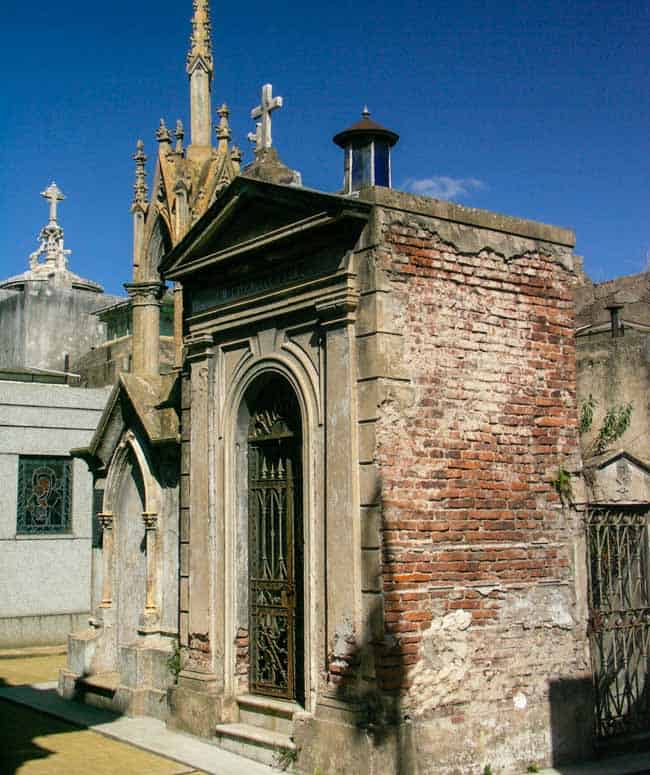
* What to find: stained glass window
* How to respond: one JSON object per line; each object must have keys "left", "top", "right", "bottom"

{"left": 17, "top": 456, "right": 72, "bottom": 534}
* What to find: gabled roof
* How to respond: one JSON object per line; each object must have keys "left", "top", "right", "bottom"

{"left": 160, "top": 176, "right": 371, "bottom": 282}
{"left": 72, "top": 373, "right": 179, "bottom": 471}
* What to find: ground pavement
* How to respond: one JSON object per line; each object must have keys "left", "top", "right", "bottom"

{"left": 2, "top": 652, "right": 650, "bottom": 774}
{"left": 0, "top": 652, "right": 272, "bottom": 775}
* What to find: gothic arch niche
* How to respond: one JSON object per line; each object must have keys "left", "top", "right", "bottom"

{"left": 114, "top": 447, "right": 148, "bottom": 647}
{"left": 234, "top": 373, "right": 305, "bottom": 704}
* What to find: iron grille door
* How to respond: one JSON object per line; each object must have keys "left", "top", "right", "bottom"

{"left": 248, "top": 438, "right": 297, "bottom": 699}
{"left": 587, "top": 508, "right": 650, "bottom": 741}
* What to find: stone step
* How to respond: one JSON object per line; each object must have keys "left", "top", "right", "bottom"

{"left": 74, "top": 671, "right": 120, "bottom": 712}
{"left": 237, "top": 693, "right": 299, "bottom": 735}
{"left": 214, "top": 721, "right": 296, "bottom": 768}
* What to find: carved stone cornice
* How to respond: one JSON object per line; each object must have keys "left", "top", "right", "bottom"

{"left": 184, "top": 332, "right": 214, "bottom": 362}
{"left": 316, "top": 288, "right": 360, "bottom": 328}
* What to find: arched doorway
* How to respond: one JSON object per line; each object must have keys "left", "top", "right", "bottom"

{"left": 243, "top": 374, "right": 304, "bottom": 703}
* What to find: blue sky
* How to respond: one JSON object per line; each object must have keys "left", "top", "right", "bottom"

{"left": 1, "top": 0, "right": 648, "bottom": 296}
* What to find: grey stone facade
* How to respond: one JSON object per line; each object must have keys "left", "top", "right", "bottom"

{"left": 0, "top": 378, "right": 111, "bottom": 647}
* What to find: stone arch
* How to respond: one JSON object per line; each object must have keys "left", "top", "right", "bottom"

{"left": 102, "top": 430, "right": 161, "bottom": 518}
{"left": 99, "top": 429, "right": 165, "bottom": 649}
{"left": 221, "top": 354, "right": 322, "bottom": 708}
{"left": 141, "top": 215, "right": 172, "bottom": 281}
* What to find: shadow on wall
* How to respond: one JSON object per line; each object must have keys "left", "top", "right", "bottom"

{"left": 549, "top": 677, "right": 595, "bottom": 767}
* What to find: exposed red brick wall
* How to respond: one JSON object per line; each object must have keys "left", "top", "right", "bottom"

{"left": 374, "top": 213, "right": 585, "bottom": 708}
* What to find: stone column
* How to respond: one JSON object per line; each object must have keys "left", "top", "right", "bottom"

{"left": 125, "top": 281, "right": 165, "bottom": 377}
{"left": 316, "top": 289, "right": 363, "bottom": 697}
{"left": 140, "top": 512, "right": 159, "bottom": 632}
{"left": 97, "top": 512, "right": 115, "bottom": 608}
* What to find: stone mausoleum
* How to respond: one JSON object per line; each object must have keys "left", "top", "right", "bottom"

{"left": 61, "top": 3, "right": 597, "bottom": 773}
{"left": 0, "top": 185, "right": 115, "bottom": 647}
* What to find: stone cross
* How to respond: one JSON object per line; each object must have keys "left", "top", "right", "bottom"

{"left": 247, "top": 122, "right": 262, "bottom": 152}
{"left": 250, "top": 84, "right": 283, "bottom": 153}
{"left": 42, "top": 182, "right": 65, "bottom": 224}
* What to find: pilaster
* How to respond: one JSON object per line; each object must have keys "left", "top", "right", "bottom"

{"left": 316, "top": 289, "right": 363, "bottom": 698}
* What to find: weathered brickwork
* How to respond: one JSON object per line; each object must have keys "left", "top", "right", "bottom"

{"left": 370, "top": 211, "right": 590, "bottom": 771}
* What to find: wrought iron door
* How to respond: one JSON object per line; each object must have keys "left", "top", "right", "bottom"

{"left": 248, "top": 402, "right": 300, "bottom": 700}
{"left": 587, "top": 507, "right": 650, "bottom": 741}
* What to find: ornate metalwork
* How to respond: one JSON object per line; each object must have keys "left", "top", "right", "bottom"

{"left": 587, "top": 507, "right": 650, "bottom": 741}
{"left": 248, "top": 397, "right": 300, "bottom": 700}
{"left": 17, "top": 456, "right": 72, "bottom": 534}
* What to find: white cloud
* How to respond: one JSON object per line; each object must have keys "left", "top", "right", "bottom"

{"left": 402, "top": 176, "right": 486, "bottom": 201}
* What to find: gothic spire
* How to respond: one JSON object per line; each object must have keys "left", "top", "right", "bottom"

{"left": 187, "top": 0, "right": 213, "bottom": 149}
{"left": 187, "top": 0, "right": 213, "bottom": 75}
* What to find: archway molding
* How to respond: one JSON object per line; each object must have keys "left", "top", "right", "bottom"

{"left": 220, "top": 353, "right": 322, "bottom": 709}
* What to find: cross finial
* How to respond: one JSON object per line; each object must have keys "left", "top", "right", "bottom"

{"left": 42, "top": 182, "right": 65, "bottom": 224}
{"left": 250, "top": 84, "right": 283, "bottom": 153}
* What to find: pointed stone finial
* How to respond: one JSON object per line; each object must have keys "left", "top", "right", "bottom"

{"left": 175, "top": 120, "right": 185, "bottom": 154}
{"left": 362, "top": 105, "right": 371, "bottom": 119}
{"left": 216, "top": 103, "right": 232, "bottom": 150}
{"left": 156, "top": 118, "right": 172, "bottom": 144}
{"left": 231, "top": 144, "right": 242, "bottom": 175}
{"left": 132, "top": 139, "right": 148, "bottom": 208}
{"left": 187, "top": 0, "right": 213, "bottom": 76}
{"left": 250, "top": 84, "right": 283, "bottom": 153}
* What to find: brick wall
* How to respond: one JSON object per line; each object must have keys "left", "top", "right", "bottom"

{"left": 371, "top": 209, "right": 590, "bottom": 768}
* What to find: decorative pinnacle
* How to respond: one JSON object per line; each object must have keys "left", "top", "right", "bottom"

{"left": 187, "top": 0, "right": 213, "bottom": 76}
{"left": 216, "top": 103, "right": 231, "bottom": 143}
{"left": 156, "top": 118, "right": 172, "bottom": 144}
{"left": 132, "top": 139, "right": 148, "bottom": 207}
{"left": 175, "top": 120, "right": 185, "bottom": 154}
{"left": 362, "top": 105, "right": 370, "bottom": 118}
{"left": 29, "top": 182, "right": 71, "bottom": 272}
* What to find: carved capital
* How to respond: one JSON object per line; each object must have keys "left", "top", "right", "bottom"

{"left": 97, "top": 512, "right": 114, "bottom": 531}
{"left": 142, "top": 512, "right": 159, "bottom": 530}
{"left": 124, "top": 281, "right": 165, "bottom": 306}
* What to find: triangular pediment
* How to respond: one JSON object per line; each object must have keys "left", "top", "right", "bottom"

{"left": 161, "top": 177, "right": 371, "bottom": 281}
{"left": 585, "top": 449, "right": 650, "bottom": 505}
